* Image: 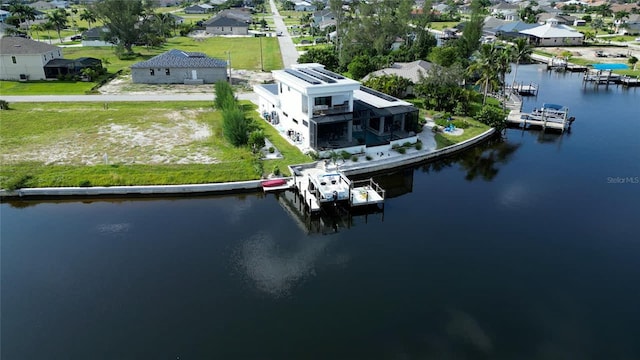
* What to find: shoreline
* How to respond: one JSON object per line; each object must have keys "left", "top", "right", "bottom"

{"left": 0, "top": 128, "right": 496, "bottom": 200}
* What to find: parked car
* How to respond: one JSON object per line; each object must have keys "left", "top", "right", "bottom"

{"left": 70, "top": 35, "right": 82, "bottom": 41}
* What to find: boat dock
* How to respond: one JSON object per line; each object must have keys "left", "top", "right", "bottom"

{"left": 289, "top": 164, "right": 386, "bottom": 214}
{"left": 506, "top": 112, "right": 571, "bottom": 131}
{"left": 509, "top": 82, "right": 538, "bottom": 96}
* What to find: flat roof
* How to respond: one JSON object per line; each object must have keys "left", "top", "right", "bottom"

{"left": 353, "top": 87, "right": 412, "bottom": 109}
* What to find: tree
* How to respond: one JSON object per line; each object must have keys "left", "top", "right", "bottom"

{"left": 430, "top": 46, "right": 459, "bottom": 67}
{"left": 47, "top": 9, "right": 69, "bottom": 43}
{"left": 629, "top": 56, "right": 638, "bottom": 71}
{"left": 583, "top": 31, "right": 596, "bottom": 42}
{"left": 92, "top": 0, "right": 147, "bottom": 54}
{"left": 214, "top": 80, "right": 236, "bottom": 110}
{"left": 222, "top": 107, "right": 250, "bottom": 146}
{"left": 363, "top": 74, "right": 412, "bottom": 98}
{"left": 248, "top": 130, "right": 266, "bottom": 154}
{"left": 590, "top": 17, "right": 604, "bottom": 36}
{"left": 348, "top": 55, "right": 376, "bottom": 79}
{"left": 467, "top": 43, "right": 500, "bottom": 105}
{"left": 510, "top": 38, "right": 532, "bottom": 88}
{"left": 414, "top": 64, "right": 466, "bottom": 111}
{"left": 282, "top": 1, "right": 295, "bottom": 10}
{"left": 80, "top": 9, "right": 97, "bottom": 30}
{"left": 297, "top": 47, "right": 340, "bottom": 71}
{"left": 454, "top": 0, "right": 484, "bottom": 59}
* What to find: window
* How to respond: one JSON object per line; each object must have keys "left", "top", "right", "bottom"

{"left": 292, "top": 118, "right": 299, "bottom": 124}
{"left": 283, "top": 112, "right": 288, "bottom": 117}
{"left": 302, "top": 120, "right": 308, "bottom": 127}
{"left": 12, "top": 56, "right": 17, "bottom": 64}
{"left": 165, "top": 68, "right": 171, "bottom": 75}
{"left": 315, "top": 96, "right": 332, "bottom": 107}
{"left": 150, "top": 69, "right": 155, "bottom": 76}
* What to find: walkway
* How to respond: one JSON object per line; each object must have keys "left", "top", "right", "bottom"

{"left": 269, "top": 0, "right": 300, "bottom": 67}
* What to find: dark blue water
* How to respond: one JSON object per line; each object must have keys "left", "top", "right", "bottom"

{"left": 2, "top": 65, "right": 640, "bottom": 359}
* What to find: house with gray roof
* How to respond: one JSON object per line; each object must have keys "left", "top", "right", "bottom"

{"left": 361, "top": 60, "right": 433, "bottom": 96}
{"left": 0, "top": 37, "right": 63, "bottom": 80}
{"left": 184, "top": 4, "right": 214, "bottom": 14}
{"left": 520, "top": 18, "right": 583, "bottom": 46}
{"left": 130, "top": 49, "right": 227, "bottom": 84}
{"left": 204, "top": 13, "right": 249, "bottom": 35}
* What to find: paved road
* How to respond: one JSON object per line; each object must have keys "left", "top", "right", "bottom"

{"left": 270, "top": 0, "right": 299, "bottom": 67}
{"left": 1, "top": 92, "right": 259, "bottom": 104}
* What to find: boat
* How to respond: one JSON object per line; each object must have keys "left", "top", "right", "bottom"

{"left": 262, "top": 178, "right": 288, "bottom": 188}
{"left": 527, "top": 103, "right": 570, "bottom": 123}
{"left": 307, "top": 170, "right": 351, "bottom": 203}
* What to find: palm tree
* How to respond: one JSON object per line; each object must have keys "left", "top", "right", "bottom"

{"left": 590, "top": 17, "right": 604, "bottom": 37}
{"left": 495, "top": 46, "right": 513, "bottom": 101}
{"left": 154, "top": 13, "right": 175, "bottom": 38}
{"left": 80, "top": 8, "right": 96, "bottom": 30}
{"left": 510, "top": 37, "right": 533, "bottom": 88}
{"left": 629, "top": 56, "right": 638, "bottom": 71}
{"left": 47, "top": 9, "right": 69, "bottom": 43}
{"left": 468, "top": 44, "right": 499, "bottom": 105}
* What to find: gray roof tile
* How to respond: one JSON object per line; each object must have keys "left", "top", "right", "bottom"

{"left": 0, "top": 37, "right": 60, "bottom": 55}
{"left": 130, "top": 49, "right": 227, "bottom": 69}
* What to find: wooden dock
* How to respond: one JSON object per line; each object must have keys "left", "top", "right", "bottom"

{"left": 620, "top": 76, "right": 640, "bottom": 87}
{"left": 509, "top": 82, "right": 538, "bottom": 96}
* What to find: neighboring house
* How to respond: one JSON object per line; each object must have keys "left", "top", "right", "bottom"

{"left": 216, "top": 8, "right": 253, "bottom": 23}
{"left": 490, "top": 2, "right": 519, "bottom": 18}
{"left": 184, "top": 4, "right": 213, "bottom": 14}
{"left": 519, "top": 18, "right": 583, "bottom": 46}
{"left": 31, "top": 1, "right": 56, "bottom": 10}
{"left": 253, "top": 63, "right": 420, "bottom": 154}
{"left": 0, "top": 9, "right": 10, "bottom": 23}
{"left": 50, "top": 0, "right": 70, "bottom": 8}
{"left": 0, "top": 37, "right": 62, "bottom": 80}
{"left": 312, "top": 9, "right": 335, "bottom": 28}
{"left": 432, "top": 4, "right": 450, "bottom": 14}
{"left": 43, "top": 57, "right": 102, "bottom": 78}
{"left": 617, "top": 14, "right": 640, "bottom": 35}
{"left": 204, "top": 14, "right": 249, "bottom": 35}
{"left": 81, "top": 26, "right": 112, "bottom": 47}
{"left": 294, "top": 1, "right": 316, "bottom": 11}
{"left": 169, "top": 13, "right": 184, "bottom": 25}
{"left": 130, "top": 49, "right": 227, "bottom": 84}
{"left": 361, "top": 60, "right": 433, "bottom": 96}
{"left": 536, "top": 12, "right": 575, "bottom": 25}
{"left": 0, "top": 23, "right": 17, "bottom": 37}
{"left": 483, "top": 16, "right": 511, "bottom": 35}
{"left": 493, "top": 21, "right": 538, "bottom": 38}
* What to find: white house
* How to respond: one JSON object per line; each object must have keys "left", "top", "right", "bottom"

{"left": 294, "top": 1, "right": 316, "bottom": 12}
{"left": 254, "top": 63, "right": 420, "bottom": 154}
{"left": 0, "top": 37, "right": 63, "bottom": 80}
{"left": 519, "top": 18, "right": 583, "bottom": 46}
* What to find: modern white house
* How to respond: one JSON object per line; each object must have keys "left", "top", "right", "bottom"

{"left": 294, "top": 1, "right": 316, "bottom": 11}
{"left": 0, "top": 37, "right": 62, "bottom": 80}
{"left": 254, "top": 63, "right": 420, "bottom": 155}
{"left": 519, "top": 18, "right": 584, "bottom": 46}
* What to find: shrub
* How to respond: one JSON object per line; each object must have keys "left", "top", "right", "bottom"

{"left": 248, "top": 130, "right": 266, "bottom": 153}
{"left": 366, "top": 155, "right": 373, "bottom": 161}
{"left": 222, "top": 107, "right": 250, "bottom": 146}
{"left": 475, "top": 105, "right": 507, "bottom": 130}
{"left": 351, "top": 155, "right": 358, "bottom": 162}
{"left": 415, "top": 142, "right": 423, "bottom": 150}
{"left": 5, "top": 174, "right": 33, "bottom": 190}
{"left": 397, "top": 147, "right": 406, "bottom": 154}
{"left": 0, "top": 100, "right": 9, "bottom": 110}
{"left": 403, "top": 142, "right": 412, "bottom": 147}
{"left": 340, "top": 150, "right": 351, "bottom": 160}
{"left": 273, "top": 165, "right": 281, "bottom": 176}
{"left": 306, "top": 150, "right": 319, "bottom": 160}
{"left": 268, "top": 146, "right": 275, "bottom": 153}
{"left": 214, "top": 81, "right": 236, "bottom": 110}
{"left": 79, "top": 180, "right": 92, "bottom": 187}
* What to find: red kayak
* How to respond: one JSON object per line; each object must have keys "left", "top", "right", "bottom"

{"left": 262, "top": 179, "right": 287, "bottom": 188}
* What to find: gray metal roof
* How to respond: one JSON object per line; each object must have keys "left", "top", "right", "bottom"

{"left": 130, "top": 49, "right": 227, "bottom": 69}
{"left": 203, "top": 14, "right": 249, "bottom": 27}
{"left": 0, "top": 37, "right": 60, "bottom": 55}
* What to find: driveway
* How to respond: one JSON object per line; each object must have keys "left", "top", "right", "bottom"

{"left": 270, "top": 0, "right": 299, "bottom": 68}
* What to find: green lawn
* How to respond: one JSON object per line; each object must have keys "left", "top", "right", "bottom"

{"left": 434, "top": 117, "right": 490, "bottom": 149}
{"left": 0, "top": 36, "right": 283, "bottom": 95}
{"left": 0, "top": 101, "right": 309, "bottom": 189}
{"left": 429, "top": 21, "right": 460, "bottom": 30}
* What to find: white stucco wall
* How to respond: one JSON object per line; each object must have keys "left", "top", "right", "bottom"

{"left": 0, "top": 49, "right": 61, "bottom": 80}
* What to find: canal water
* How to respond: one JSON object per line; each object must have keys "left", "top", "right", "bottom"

{"left": 2, "top": 65, "right": 639, "bottom": 359}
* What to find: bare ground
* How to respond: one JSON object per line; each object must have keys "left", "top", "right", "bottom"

{"left": 2, "top": 109, "right": 218, "bottom": 166}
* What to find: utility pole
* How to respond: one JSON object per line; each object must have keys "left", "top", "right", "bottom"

{"left": 260, "top": 35, "right": 264, "bottom": 72}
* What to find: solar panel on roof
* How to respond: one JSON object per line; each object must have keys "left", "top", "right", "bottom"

{"left": 359, "top": 86, "right": 398, "bottom": 102}
{"left": 298, "top": 68, "right": 336, "bottom": 83}
{"left": 284, "top": 69, "right": 321, "bottom": 84}
{"left": 312, "top": 67, "right": 345, "bottom": 79}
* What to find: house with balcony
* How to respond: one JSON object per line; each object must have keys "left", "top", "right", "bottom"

{"left": 254, "top": 63, "right": 419, "bottom": 155}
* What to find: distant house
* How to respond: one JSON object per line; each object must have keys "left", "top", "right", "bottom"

{"left": 493, "top": 21, "right": 538, "bottom": 38}
{"left": 312, "top": 9, "right": 335, "bottom": 29}
{"left": 81, "top": 27, "right": 112, "bottom": 46}
{"left": 0, "top": 23, "right": 17, "bottom": 37}
{"left": 617, "top": 14, "right": 640, "bottom": 35}
{"left": 536, "top": 13, "right": 575, "bottom": 25}
{"left": 294, "top": 1, "right": 316, "bottom": 11}
{"left": 184, "top": 4, "right": 213, "bottom": 14}
{"left": 361, "top": 60, "right": 433, "bottom": 96}
{"left": 519, "top": 18, "right": 583, "bottom": 46}
{"left": 30, "top": 1, "right": 56, "bottom": 10}
{"left": 130, "top": 49, "right": 227, "bottom": 84}
{"left": 169, "top": 13, "right": 184, "bottom": 25}
{"left": 216, "top": 8, "right": 253, "bottom": 24}
{"left": 204, "top": 14, "right": 249, "bottom": 35}
{"left": 0, "top": 9, "right": 10, "bottom": 23}
{"left": 490, "top": 2, "right": 519, "bottom": 19}
{"left": 0, "top": 37, "right": 62, "bottom": 80}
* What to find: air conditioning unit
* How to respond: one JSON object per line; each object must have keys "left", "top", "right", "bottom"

{"left": 19, "top": 74, "right": 28, "bottom": 81}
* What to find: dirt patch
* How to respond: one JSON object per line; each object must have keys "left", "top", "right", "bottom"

{"left": 544, "top": 46, "right": 639, "bottom": 63}
{"left": 2, "top": 110, "right": 217, "bottom": 166}
{"left": 98, "top": 71, "right": 274, "bottom": 95}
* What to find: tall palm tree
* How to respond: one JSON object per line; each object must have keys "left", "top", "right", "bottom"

{"left": 80, "top": 8, "right": 96, "bottom": 30}
{"left": 495, "top": 46, "right": 513, "bottom": 101}
{"left": 468, "top": 44, "right": 499, "bottom": 105}
{"left": 47, "top": 9, "right": 69, "bottom": 43}
{"left": 510, "top": 37, "right": 533, "bottom": 88}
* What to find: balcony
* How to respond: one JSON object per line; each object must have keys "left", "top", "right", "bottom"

{"left": 312, "top": 102, "right": 350, "bottom": 117}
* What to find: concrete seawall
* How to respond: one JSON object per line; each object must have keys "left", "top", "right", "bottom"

{"left": 0, "top": 129, "right": 496, "bottom": 199}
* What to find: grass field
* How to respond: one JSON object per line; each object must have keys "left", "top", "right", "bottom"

{"left": 434, "top": 117, "right": 490, "bottom": 149}
{"left": 0, "top": 101, "right": 310, "bottom": 189}
{"left": 0, "top": 36, "right": 283, "bottom": 95}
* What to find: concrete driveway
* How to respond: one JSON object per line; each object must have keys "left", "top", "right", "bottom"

{"left": 269, "top": 0, "right": 299, "bottom": 68}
